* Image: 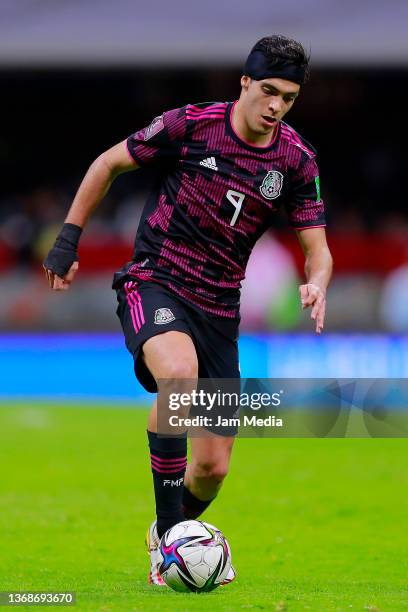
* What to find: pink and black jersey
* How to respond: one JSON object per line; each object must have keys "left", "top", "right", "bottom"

{"left": 113, "top": 101, "right": 325, "bottom": 318}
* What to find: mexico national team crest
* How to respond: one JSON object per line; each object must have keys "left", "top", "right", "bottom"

{"left": 260, "top": 170, "right": 284, "bottom": 200}
{"left": 154, "top": 308, "right": 175, "bottom": 325}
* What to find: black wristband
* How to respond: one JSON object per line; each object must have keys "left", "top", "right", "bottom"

{"left": 55, "top": 223, "right": 83, "bottom": 249}
{"left": 44, "top": 223, "right": 82, "bottom": 278}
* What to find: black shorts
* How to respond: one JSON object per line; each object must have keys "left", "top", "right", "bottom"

{"left": 115, "top": 280, "right": 240, "bottom": 393}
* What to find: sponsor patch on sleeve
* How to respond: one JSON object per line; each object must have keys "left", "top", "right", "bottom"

{"left": 144, "top": 115, "right": 165, "bottom": 141}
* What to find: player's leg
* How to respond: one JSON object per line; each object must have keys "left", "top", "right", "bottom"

{"left": 183, "top": 434, "right": 235, "bottom": 519}
{"left": 115, "top": 281, "right": 199, "bottom": 585}
{"left": 115, "top": 283, "right": 195, "bottom": 535}
{"left": 180, "top": 313, "right": 240, "bottom": 520}
{"left": 143, "top": 330, "right": 198, "bottom": 538}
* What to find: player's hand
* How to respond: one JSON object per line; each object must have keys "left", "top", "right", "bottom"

{"left": 43, "top": 223, "right": 82, "bottom": 291}
{"left": 44, "top": 261, "right": 79, "bottom": 291}
{"left": 299, "top": 283, "right": 326, "bottom": 334}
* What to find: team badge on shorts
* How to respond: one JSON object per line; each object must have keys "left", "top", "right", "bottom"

{"left": 144, "top": 115, "right": 165, "bottom": 141}
{"left": 154, "top": 308, "right": 176, "bottom": 325}
{"left": 260, "top": 170, "right": 284, "bottom": 200}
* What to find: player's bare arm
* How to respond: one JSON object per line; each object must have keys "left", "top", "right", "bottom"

{"left": 44, "top": 140, "right": 138, "bottom": 291}
{"left": 296, "top": 227, "right": 333, "bottom": 334}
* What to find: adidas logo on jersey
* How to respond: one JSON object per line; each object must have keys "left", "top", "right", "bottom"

{"left": 199, "top": 157, "right": 218, "bottom": 171}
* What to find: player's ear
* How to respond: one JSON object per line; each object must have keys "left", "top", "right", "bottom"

{"left": 241, "top": 75, "right": 250, "bottom": 90}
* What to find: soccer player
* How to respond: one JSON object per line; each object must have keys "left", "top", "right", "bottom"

{"left": 44, "top": 35, "right": 333, "bottom": 585}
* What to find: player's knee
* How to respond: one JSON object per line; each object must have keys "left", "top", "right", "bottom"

{"left": 161, "top": 357, "right": 198, "bottom": 380}
{"left": 193, "top": 459, "right": 229, "bottom": 484}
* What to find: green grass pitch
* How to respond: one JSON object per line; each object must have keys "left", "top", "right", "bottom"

{"left": 0, "top": 403, "right": 407, "bottom": 611}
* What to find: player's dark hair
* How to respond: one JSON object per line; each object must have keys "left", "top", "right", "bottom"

{"left": 252, "top": 35, "right": 310, "bottom": 83}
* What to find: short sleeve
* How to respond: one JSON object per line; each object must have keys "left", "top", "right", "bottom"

{"left": 126, "top": 107, "right": 186, "bottom": 166}
{"left": 285, "top": 156, "right": 326, "bottom": 230}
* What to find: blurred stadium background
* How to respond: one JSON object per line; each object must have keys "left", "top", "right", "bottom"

{"left": 1, "top": 0, "right": 408, "bottom": 402}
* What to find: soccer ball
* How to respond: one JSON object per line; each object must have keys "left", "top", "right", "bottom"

{"left": 158, "top": 520, "right": 231, "bottom": 592}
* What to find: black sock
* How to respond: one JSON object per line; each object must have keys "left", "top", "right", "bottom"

{"left": 148, "top": 431, "right": 187, "bottom": 539}
{"left": 182, "top": 485, "right": 216, "bottom": 520}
